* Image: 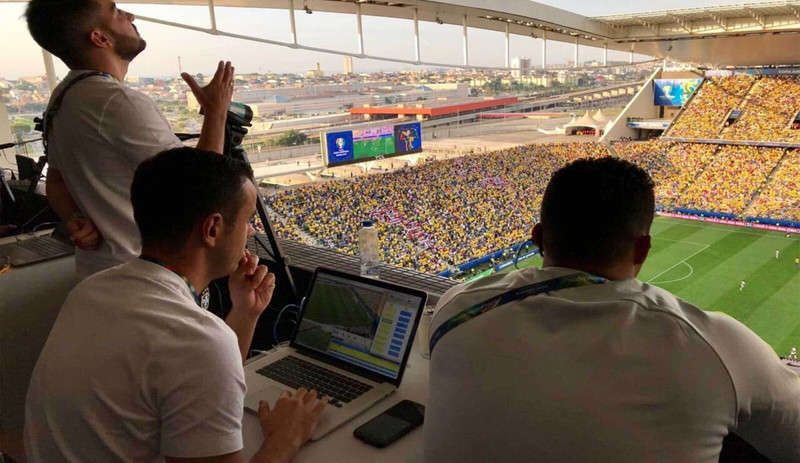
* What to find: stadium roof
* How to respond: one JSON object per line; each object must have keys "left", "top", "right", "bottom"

{"left": 5, "top": 0, "right": 800, "bottom": 67}
{"left": 349, "top": 97, "right": 519, "bottom": 117}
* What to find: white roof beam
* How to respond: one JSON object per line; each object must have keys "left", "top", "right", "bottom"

{"left": 636, "top": 18, "right": 659, "bottom": 35}
{"left": 709, "top": 14, "right": 728, "bottom": 31}
{"left": 669, "top": 14, "right": 692, "bottom": 33}
{"left": 747, "top": 8, "right": 766, "bottom": 29}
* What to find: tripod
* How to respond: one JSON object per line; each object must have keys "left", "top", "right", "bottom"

{"left": 222, "top": 108, "right": 299, "bottom": 301}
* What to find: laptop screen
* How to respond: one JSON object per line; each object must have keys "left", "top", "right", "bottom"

{"left": 294, "top": 272, "right": 424, "bottom": 380}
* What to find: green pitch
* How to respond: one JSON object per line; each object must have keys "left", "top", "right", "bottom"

{"left": 354, "top": 136, "right": 395, "bottom": 159}
{"left": 303, "top": 282, "right": 374, "bottom": 328}
{"left": 502, "top": 216, "right": 800, "bottom": 355}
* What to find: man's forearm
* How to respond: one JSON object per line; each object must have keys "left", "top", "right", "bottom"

{"left": 225, "top": 310, "right": 259, "bottom": 364}
{"left": 46, "top": 171, "right": 80, "bottom": 220}
{"left": 196, "top": 112, "right": 227, "bottom": 154}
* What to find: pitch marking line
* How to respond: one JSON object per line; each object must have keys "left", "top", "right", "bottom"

{"left": 651, "top": 262, "right": 694, "bottom": 285}
{"left": 646, "top": 244, "right": 710, "bottom": 284}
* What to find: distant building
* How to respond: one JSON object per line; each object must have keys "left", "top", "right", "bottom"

{"left": 344, "top": 56, "right": 354, "bottom": 74}
{"left": 18, "top": 76, "right": 45, "bottom": 85}
{"left": 510, "top": 57, "right": 531, "bottom": 78}
{"left": 306, "top": 63, "right": 325, "bottom": 79}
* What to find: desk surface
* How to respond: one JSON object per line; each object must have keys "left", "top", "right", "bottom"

{"left": 242, "top": 334, "right": 430, "bottom": 462}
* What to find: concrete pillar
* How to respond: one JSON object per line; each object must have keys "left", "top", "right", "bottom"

{"left": 42, "top": 49, "right": 57, "bottom": 92}
{"left": 413, "top": 8, "right": 420, "bottom": 62}
{"left": 541, "top": 29, "right": 547, "bottom": 69}
{"left": 462, "top": 15, "right": 469, "bottom": 66}
{"left": 504, "top": 23, "right": 510, "bottom": 69}
{"left": 574, "top": 36, "right": 579, "bottom": 67}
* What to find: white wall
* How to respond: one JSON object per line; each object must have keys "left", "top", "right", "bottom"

{"left": 600, "top": 68, "right": 662, "bottom": 143}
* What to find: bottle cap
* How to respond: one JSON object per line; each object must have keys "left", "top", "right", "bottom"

{"left": 362, "top": 220, "right": 373, "bottom": 227}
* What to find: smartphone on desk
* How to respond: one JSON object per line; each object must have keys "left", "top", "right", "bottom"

{"left": 353, "top": 400, "right": 425, "bottom": 448}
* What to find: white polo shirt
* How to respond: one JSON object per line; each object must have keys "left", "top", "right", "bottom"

{"left": 47, "top": 70, "right": 183, "bottom": 277}
{"left": 25, "top": 259, "right": 246, "bottom": 462}
{"left": 424, "top": 266, "right": 800, "bottom": 463}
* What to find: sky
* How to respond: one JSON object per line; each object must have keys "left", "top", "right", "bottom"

{"left": 0, "top": 0, "right": 761, "bottom": 79}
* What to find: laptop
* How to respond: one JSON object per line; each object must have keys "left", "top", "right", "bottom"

{"left": 0, "top": 223, "right": 74, "bottom": 267}
{"left": 243, "top": 267, "right": 428, "bottom": 440}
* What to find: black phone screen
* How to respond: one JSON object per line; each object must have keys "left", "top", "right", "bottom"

{"left": 353, "top": 400, "right": 425, "bottom": 448}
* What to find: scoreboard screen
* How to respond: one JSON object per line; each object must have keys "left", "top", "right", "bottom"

{"left": 324, "top": 122, "right": 422, "bottom": 167}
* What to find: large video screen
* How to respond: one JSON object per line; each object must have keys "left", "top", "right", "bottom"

{"left": 324, "top": 122, "right": 422, "bottom": 167}
{"left": 654, "top": 79, "right": 701, "bottom": 106}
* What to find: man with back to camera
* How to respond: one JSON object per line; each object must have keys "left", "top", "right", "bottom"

{"left": 26, "top": 0, "right": 234, "bottom": 277}
{"left": 25, "top": 147, "right": 328, "bottom": 462}
{"left": 423, "top": 157, "right": 800, "bottom": 462}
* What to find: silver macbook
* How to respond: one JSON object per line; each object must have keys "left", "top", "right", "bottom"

{"left": 244, "top": 267, "right": 427, "bottom": 440}
{"left": 0, "top": 223, "right": 74, "bottom": 267}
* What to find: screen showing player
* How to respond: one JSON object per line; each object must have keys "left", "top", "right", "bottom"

{"left": 393, "top": 122, "right": 422, "bottom": 154}
{"left": 294, "top": 273, "right": 423, "bottom": 379}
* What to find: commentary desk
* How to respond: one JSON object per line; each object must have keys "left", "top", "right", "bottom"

{"left": 241, "top": 333, "right": 431, "bottom": 462}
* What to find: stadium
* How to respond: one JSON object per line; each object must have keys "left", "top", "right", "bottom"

{"left": 2, "top": 0, "right": 800, "bottom": 461}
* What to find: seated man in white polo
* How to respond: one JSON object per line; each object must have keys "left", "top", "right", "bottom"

{"left": 424, "top": 157, "right": 800, "bottom": 462}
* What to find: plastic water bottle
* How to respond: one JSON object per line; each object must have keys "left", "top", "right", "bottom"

{"left": 359, "top": 220, "right": 380, "bottom": 278}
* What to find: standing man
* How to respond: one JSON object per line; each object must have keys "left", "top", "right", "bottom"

{"left": 26, "top": 0, "right": 234, "bottom": 277}
{"left": 26, "top": 148, "right": 327, "bottom": 462}
{"left": 740, "top": 279, "right": 746, "bottom": 291}
{"left": 424, "top": 158, "right": 800, "bottom": 462}
{"left": 776, "top": 249, "right": 780, "bottom": 259}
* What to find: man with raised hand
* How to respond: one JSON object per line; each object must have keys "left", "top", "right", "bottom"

{"left": 25, "top": 148, "right": 327, "bottom": 462}
{"left": 26, "top": 0, "right": 234, "bottom": 277}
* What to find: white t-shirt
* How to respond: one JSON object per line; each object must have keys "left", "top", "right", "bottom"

{"left": 47, "top": 70, "right": 183, "bottom": 277}
{"left": 25, "top": 259, "right": 246, "bottom": 462}
{"left": 424, "top": 266, "right": 800, "bottom": 463}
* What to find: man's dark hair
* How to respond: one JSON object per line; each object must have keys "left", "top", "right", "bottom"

{"left": 539, "top": 156, "right": 655, "bottom": 264}
{"left": 26, "top": 0, "right": 102, "bottom": 68}
{"left": 131, "top": 147, "right": 254, "bottom": 248}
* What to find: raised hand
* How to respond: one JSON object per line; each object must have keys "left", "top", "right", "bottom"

{"left": 181, "top": 60, "right": 234, "bottom": 119}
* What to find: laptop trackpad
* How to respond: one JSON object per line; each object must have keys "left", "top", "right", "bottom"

{"left": 244, "top": 385, "right": 286, "bottom": 412}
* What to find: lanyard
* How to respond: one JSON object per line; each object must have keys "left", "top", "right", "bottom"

{"left": 139, "top": 255, "right": 209, "bottom": 309}
{"left": 429, "top": 273, "right": 607, "bottom": 355}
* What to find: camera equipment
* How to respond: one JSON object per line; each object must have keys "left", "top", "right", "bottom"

{"left": 223, "top": 102, "right": 299, "bottom": 300}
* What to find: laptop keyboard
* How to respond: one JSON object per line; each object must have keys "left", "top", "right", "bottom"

{"left": 256, "top": 356, "right": 374, "bottom": 408}
{"left": 17, "top": 236, "right": 73, "bottom": 255}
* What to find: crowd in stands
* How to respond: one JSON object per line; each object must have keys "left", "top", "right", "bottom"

{"left": 267, "top": 132, "right": 800, "bottom": 274}
{"left": 668, "top": 75, "right": 756, "bottom": 139}
{"left": 614, "top": 140, "right": 717, "bottom": 208}
{"left": 676, "top": 146, "right": 784, "bottom": 215}
{"left": 720, "top": 76, "right": 800, "bottom": 143}
{"left": 748, "top": 149, "right": 800, "bottom": 222}
{"left": 267, "top": 143, "right": 609, "bottom": 274}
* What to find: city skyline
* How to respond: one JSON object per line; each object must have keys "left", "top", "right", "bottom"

{"left": 1, "top": 0, "right": 759, "bottom": 79}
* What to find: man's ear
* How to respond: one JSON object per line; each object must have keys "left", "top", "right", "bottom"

{"left": 89, "top": 28, "right": 113, "bottom": 49}
{"left": 633, "top": 234, "right": 651, "bottom": 266}
{"left": 532, "top": 223, "right": 544, "bottom": 257}
{"left": 201, "top": 213, "right": 224, "bottom": 247}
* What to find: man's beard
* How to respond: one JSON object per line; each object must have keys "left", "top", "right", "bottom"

{"left": 110, "top": 28, "right": 146, "bottom": 62}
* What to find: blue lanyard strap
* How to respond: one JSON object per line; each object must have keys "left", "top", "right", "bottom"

{"left": 139, "top": 255, "right": 208, "bottom": 308}
{"left": 429, "top": 273, "right": 607, "bottom": 355}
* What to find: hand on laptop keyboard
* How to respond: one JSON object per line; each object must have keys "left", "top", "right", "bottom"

{"left": 252, "top": 388, "right": 328, "bottom": 462}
